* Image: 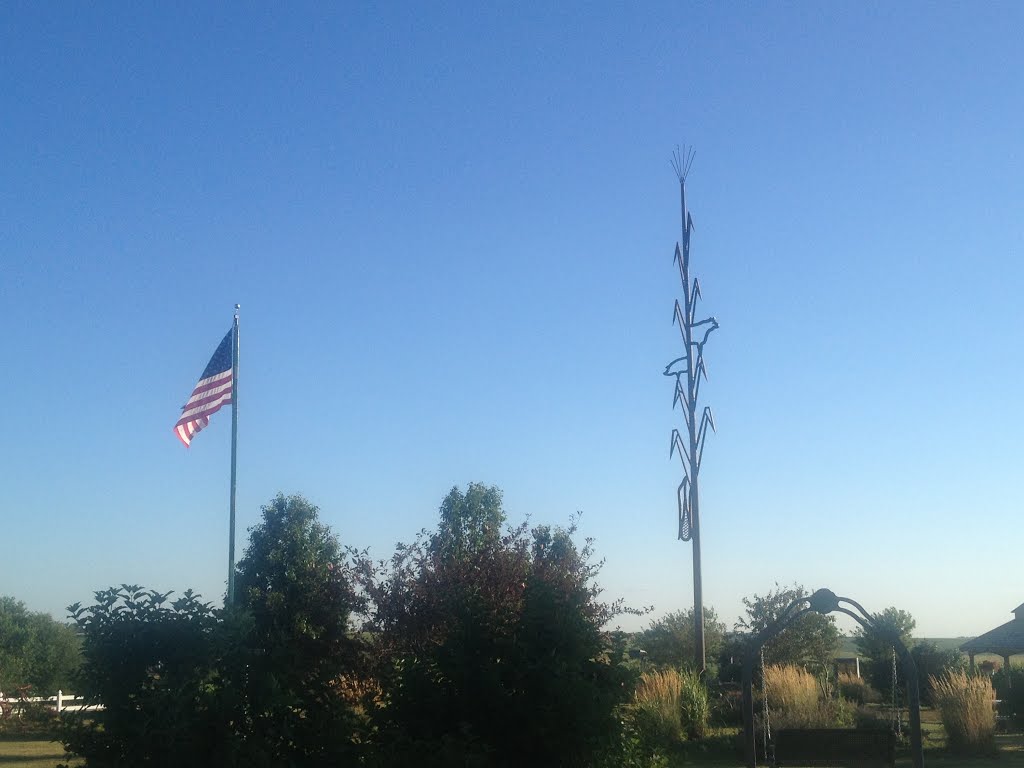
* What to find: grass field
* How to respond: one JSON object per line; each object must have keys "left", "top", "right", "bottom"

{"left": 1, "top": 720, "right": 1021, "bottom": 768}
{"left": 653, "top": 708, "right": 1024, "bottom": 768}
{"left": 0, "top": 737, "right": 80, "bottom": 768}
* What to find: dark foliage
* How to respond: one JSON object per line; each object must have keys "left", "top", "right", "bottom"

{"left": 992, "top": 665, "right": 1024, "bottom": 728}
{"left": 60, "top": 586, "right": 235, "bottom": 767}
{"left": 57, "top": 486, "right": 648, "bottom": 767}
{"left": 853, "top": 607, "right": 916, "bottom": 700}
{"left": 233, "top": 493, "right": 368, "bottom": 765}
{"left": 60, "top": 493, "right": 367, "bottom": 768}
{"left": 640, "top": 607, "right": 726, "bottom": 672}
{"left": 354, "top": 483, "right": 639, "bottom": 767}
{"left": 911, "top": 640, "right": 965, "bottom": 706}
{"left": 0, "top": 684, "right": 61, "bottom": 739}
{"left": 734, "top": 583, "right": 841, "bottom": 670}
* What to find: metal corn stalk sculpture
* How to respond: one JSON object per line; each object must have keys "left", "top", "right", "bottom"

{"left": 664, "top": 147, "right": 718, "bottom": 674}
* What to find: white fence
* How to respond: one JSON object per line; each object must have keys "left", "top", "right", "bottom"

{"left": 0, "top": 690, "right": 103, "bottom": 715}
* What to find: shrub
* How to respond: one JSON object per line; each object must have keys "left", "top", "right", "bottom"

{"left": 913, "top": 641, "right": 966, "bottom": 706}
{"left": 0, "top": 685, "right": 61, "bottom": 740}
{"left": 60, "top": 495, "right": 368, "bottom": 767}
{"left": 854, "top": 703, "right": 892, "bottom": 730}
{"left": 356, "top": 485, "right": 639, "bottom": 767}
{"left": 59, "top": 586, "right": 233, "bottom": 767}
{"left": 838, "top": 672, "right": 880, "bottom": 705}
{"left": 710, "top": 682, "right": 744, "bottom": 726}
{"left": 991, "top": 664, "right": 1024, "bottom": 728}
{"left": 929, "top": 669, "right": 995, "bottom": 754}
{"left": 596, "top": 716, "right": 671, "bottom": 768}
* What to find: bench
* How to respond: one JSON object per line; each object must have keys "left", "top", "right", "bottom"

{"left": 772, "top": 728, "right": 896, "bottom": 768}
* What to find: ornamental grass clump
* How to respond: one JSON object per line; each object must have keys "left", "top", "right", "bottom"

{"left": 633, "top": 669, "right": 684, "bottom": 746}
{"left": 929, "top": 669, "right": 995, "bottom": 754}
{"left": 678, "top": 669, "right": 710, "bottom": 739}
{"left": 763, "top": 664, "right": 821, "bottom": 729}
{"left": 838, "top": 671, "right": 877, "bottom": 705}
{"left": 632, "top": 668, "right": 710, "bottom": 747}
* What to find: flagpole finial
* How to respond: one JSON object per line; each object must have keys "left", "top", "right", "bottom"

{"left": 234, "top": 303, "right": 240, "bottom": 319}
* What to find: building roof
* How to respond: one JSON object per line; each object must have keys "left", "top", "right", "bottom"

{"left": 960, "top": 604, "right": 1024, "bottom": 655}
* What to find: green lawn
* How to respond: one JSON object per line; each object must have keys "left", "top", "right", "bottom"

{"left": 0, "top": 738, "right": 80, "bottom": 768}
{"left": 656, "top": 714, "right": 1024, "bottom": 768}
{"left": 3, "top": 724, "right": 1021, "bottom": 768}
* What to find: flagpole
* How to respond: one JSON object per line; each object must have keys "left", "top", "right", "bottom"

{"left": 227, "top": 304, "right": 240, "bottom": 606}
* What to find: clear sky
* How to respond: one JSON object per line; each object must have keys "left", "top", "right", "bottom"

{"left": 2, "top": 2, "right": 1021, "bottom": 639}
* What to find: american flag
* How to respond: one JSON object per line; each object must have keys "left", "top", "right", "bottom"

{"left": 174, "top": 329, "right": 234, "bottom": 447}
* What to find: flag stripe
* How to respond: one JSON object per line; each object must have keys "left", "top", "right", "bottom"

{"left": 180, "top": 381, "right": 232, "bottom": 410}
{"left": 179, "top": 392, "right": 233, "bottom": 420}
{"left": 175, "top": 330, "right": 234, "bottom": 447}
{"left": 176, "top": 392, "right": 232, "bottom": 426}
{"left": 178, "top": 378, "right": 233, "bottom": 417}
{"left": 185, "top": 370, "right": 233, "bottom": 398}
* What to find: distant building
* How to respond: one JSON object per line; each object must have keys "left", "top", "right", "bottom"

{"left": 960, "top": 602, "right": 1024, "bottom": 678}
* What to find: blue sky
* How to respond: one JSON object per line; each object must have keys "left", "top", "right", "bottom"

{"left": 2, "top": 2, "right": 1021, "bottom": 638}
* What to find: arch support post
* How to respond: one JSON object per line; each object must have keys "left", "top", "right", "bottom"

{"left": 742, "top": 653, "right": 756, "bottom": 768}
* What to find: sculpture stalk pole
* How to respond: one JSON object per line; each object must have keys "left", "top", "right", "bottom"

{"left": 664, "top": 148, "right": 718, "bottom": 676}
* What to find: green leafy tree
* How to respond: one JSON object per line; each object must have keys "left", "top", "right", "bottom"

{"left": 735, "top": 584, "right": 840, "bottom": 669}
{"left": 357, "top": 484, "right": 638, "bottom": 767}
{"left": 233, "top": 493, "right": 367, "bottom": 765}
{"left": 0, "top": 596, "right": 80, "bottom": 693}
{"left": 853, "top": 606, "right": 916, "bottom": 660}
{"left": 853, "top": 606, "right": 917, "bottom": 700}
{"left": 640, "top": 607, "right": 726, "bottom": 672}
{"left": 430, "top": 482, "right": 505, "bottom": 559}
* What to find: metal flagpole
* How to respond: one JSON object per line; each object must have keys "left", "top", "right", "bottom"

{"left": 227, "top": 304, "right": 240, "bottom": 606}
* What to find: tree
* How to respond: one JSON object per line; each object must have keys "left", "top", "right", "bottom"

{"left": 430, "top": 482, "right": 505, "bottom": 559}
{"left": 912, "top": 640, "right": 966, "bottom": 706}
{"left": 853, "top": 606, "right": 916, "bottom": 659}
{"left": 641, "top": 607, "right": 726, "bottom": 671}
{"left": 60, "top": 494, "right": 367, "bottom": 768}
{"left": 0, "top": 596, "right": 80, "bottom": 693}
{"left": 853, "top": 606, "right": 917, "bottom": 700}
{"left": 233, "top": 493, "right": 366, "bottom": 765}
{"left": 735, "top": 583, "right": 840, "bottom": 669}
{"left": 356, "top": 484, "right": 637, "bottom": 767}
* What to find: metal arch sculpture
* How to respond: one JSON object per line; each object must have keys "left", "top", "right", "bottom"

{"left": 740, "top": 588, "right": 923, "bottom": 768}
